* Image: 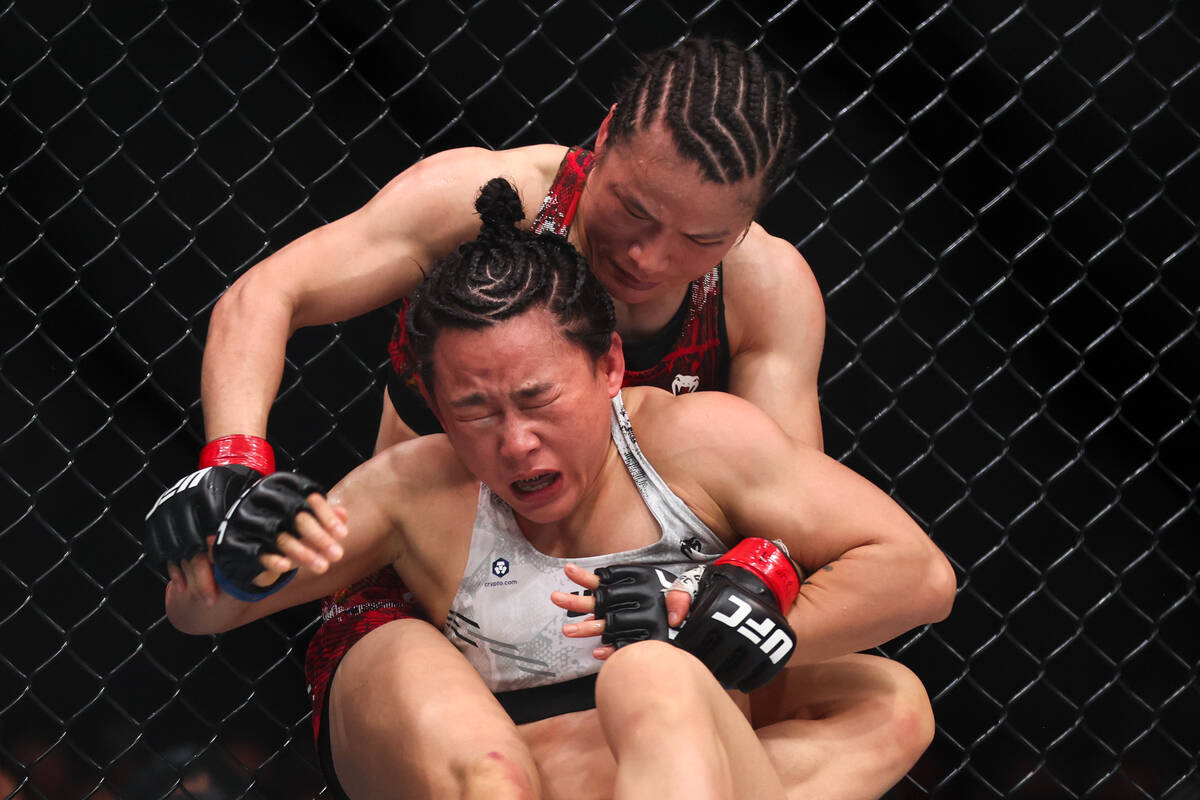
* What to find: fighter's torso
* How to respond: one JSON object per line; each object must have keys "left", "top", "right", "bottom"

{"left": 442, "top": 391, "right": 728, "bottom": 694}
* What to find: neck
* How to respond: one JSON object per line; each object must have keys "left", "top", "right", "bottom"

{"left": 610, "top": 288, "right": 690, "bottom": 342}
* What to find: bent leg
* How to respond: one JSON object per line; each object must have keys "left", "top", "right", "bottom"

{"left": 750, "top": 654, "right": 935, "bottom": 800}
{"left": 328, "top": 618, "right": 541, "bottom": 800}
{"left": 595, "top": 640, "right": 785, "bottom": 800}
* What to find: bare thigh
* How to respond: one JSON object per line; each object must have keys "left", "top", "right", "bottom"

{"left": 748, "top": 653, "right": 935, "bottom": 800}
{"left": 520, "top": 710, "right": 616, "bottom": 800}
{"left": 328, "top": 618, "right": 535, "bottom": 799}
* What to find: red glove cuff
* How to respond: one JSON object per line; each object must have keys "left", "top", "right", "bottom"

{"left": 715, "top": 537, "right": 802, "bottom": 612}
{"left": 199, "top": 434, "right": 275, "bottom": 475}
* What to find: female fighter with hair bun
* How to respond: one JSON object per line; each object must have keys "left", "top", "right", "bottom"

{"left": 162, "top": 177, "right": 954, "bottom": 799}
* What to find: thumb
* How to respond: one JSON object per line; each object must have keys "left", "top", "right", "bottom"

{"left": 666, "top": 590, "right": 692, "bottom": 628}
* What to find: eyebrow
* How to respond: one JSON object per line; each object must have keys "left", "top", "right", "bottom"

{"left": 448, "top": 383, "right": 554, "bottom": 409}
{"left": 448, "top": 392, "right": 488, "bottom": 409}
{"left": 615, "top": 186, "right": 731, "bottom": 240}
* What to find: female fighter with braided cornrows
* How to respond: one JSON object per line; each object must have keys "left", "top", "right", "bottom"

{"left": 164, "top": 178, "right": 954, "bottom": 799}
{"left": 147, "top": 38, "right": 942, "bottom": 798}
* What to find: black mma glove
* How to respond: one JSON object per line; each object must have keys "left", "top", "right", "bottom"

{"left": 211, "top": 471, "right": 323, "bottom": 602}
{"left": 672, "top": 538, "right": 802, "bottom": 692}
{"left": 145, "top": 434, "right": 276, "bottom": 570}
{"left": 592, "top": 565, "right": 678, "bottom": 648}
{"left": 145, "top": 464, "right": 260, "bottom": 565}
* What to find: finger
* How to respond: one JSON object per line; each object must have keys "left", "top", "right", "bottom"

{"left": 333, "top": 505, "right": 349, "bottom": 523}
{"left": 167, "top": 562, "right": 186, "bottom": 592}
{"left": 187, "top": 552, "right": 219, "bottom": 607}
{"left": 254, "top": 553, "right": 295, "bottom": 586}
{"left": 179, "top": 554, "right": 214, "bottom": 607}
{"left": 666, "top": 590, "right": 692, "bottom": 628}
{"left": 561, "top": 615, "right": 606, "bottom": 639}
{"left": 276, "top": 532, "right": 329, "bottom": 573}
{"left": 294, "top": 510, "right": 344, "bottom": 562}
{"left": 563, "top": 562, "right": 601, "bottom": 591}
{"left": 307, "top": 493, "right": 348, "bottom": 540}
{"left": 592, "top": 644, "right": 616, "bottom": 661}
{"left": 550, "top": 590, "right": 596, "bottom": 615}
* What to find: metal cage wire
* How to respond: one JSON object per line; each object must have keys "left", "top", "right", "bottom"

{"left": 1, "top": 0, "right": 1197, "bottom": 798}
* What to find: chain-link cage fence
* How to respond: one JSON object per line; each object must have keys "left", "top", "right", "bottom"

{"left": 2, "top": 0, "right": 1197, "bottom": 797}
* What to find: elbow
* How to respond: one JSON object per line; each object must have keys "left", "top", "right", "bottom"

{"left": 164, "top": 591, "right": 231, "bottom": 637}
{"left": 209, "top": 266, "right": 298, "bottom": 339}
{"left": 922, "top": 547, "right": 957, "bottom": 623}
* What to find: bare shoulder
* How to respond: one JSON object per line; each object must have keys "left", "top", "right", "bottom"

{"left": 621, "top": 386, "right": 797, "bottom": 533}
{"left": 721, "top": 223, "right": 825, "bottom": 351}
{"left": 331, "top": 433, "right": 474, "bottom": 513}
{"left": 375, "top": 433, "right": 474, "bottom": 493}
{"left": 621, "top": 387, "right": 789, "bottom": 476}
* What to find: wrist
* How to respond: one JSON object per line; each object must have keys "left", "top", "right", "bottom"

{"left": 199, "top": 434, "right": 275, "bottom": 475}
{"left": 714, "top": 537, "right": 801, "bottom": 612}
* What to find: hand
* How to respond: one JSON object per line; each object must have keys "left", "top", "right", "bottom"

{"left": 550, "top": 564, "right": 614, "bottom": 661}
{"left": 146, "top": 464, "right": 260, "bottom": 606}
{"left": 671, "top": 538, "right": 802, "bottom": 692}
{"left": 552, "top": 563, "right": 683, "bottom": 657}
{"left": 251, "top": 495, "right": 349, "bottom": 584}
{"left": 211, "top": 472, "right": 347, "bottom": 601}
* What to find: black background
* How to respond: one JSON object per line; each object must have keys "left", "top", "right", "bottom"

{"left": 1, "top": 1, "right": 1197, "bottom": 797}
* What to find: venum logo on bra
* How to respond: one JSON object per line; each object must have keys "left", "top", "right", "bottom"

{"left": 485, "top": 557, "right": 517, "bottom": 587}
{"left": 671, "top": 374, "right": 700, "bottom": 395}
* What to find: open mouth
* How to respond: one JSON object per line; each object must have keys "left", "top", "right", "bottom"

{"left": 512, "top": 472, "right": 560, "bottom": 495}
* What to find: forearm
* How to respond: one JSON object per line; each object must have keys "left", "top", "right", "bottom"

{"left": 201, "top": 279, "right": 295, "bottom": 439}
{"left": 786, "top": 540, "right": 954, "bottom": 664}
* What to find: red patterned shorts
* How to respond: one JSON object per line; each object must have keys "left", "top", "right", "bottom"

{"left": 304, "top": 567, "right": 427, "bottom": 743}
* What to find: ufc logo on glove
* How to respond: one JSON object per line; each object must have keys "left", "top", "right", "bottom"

{"left": 710, "top": 595, "right": 795, "bottom": 664}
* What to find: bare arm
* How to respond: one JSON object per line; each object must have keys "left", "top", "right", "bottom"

{"left": 201, "top": 147, "right": 532, "bottom": 439}
{"left": 164, "top": 440, "right": 433, "bottom": 635}
{"left": 665, "top": 391, "right": 954, "bottom": 665}
{"left": 723, "top": 229, "right": 826, "bottom": 450}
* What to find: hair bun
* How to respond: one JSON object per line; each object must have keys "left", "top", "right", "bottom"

{"left": 475, "top": 178, "right": 524, "bottom": 240}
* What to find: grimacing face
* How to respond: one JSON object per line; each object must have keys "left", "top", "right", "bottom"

{"left": 426, "top": 309, "right": 623, "bottom": 525}
{"left": 578, "top": 118, "right": 762, "bottom": 305}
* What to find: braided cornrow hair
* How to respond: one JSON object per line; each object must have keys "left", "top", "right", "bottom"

{"left": 407, "top": 177, "right": 616, "bottom": 393}
{"left": 608, "top": 38, "right": 797, "bottom": 209}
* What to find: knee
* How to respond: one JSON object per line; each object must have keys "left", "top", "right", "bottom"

{"left": 456, "top": 747, "right": 540, "bottom": 800}
{"left": 596, "top": 641, "right": 713, "bottom": 733}
{"left": 598, "top": 640, "right": 706, "bottom": 699}
{"left": 870, "top": 660, "right": 936, "bottom": 773}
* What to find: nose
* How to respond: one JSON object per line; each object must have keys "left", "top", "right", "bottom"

{"left": 498, "top": 415, "right": 539, "bottom": 462}
{"left": 628, "top": 232, "right": 670, "bottom": 277}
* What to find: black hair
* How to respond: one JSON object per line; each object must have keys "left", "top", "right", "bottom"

{"left": 608, "top": 38, "right": 798, "bottom": 207}
{"left": 407, "top": 177, "right": 616, "bottom": 394}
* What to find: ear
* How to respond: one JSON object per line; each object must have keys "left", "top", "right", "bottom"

{"left": 598, "top": 331, "right": 625, "bottom": 398}
{"left": 594, "top": 104, "right": 618, "bottom": 155}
